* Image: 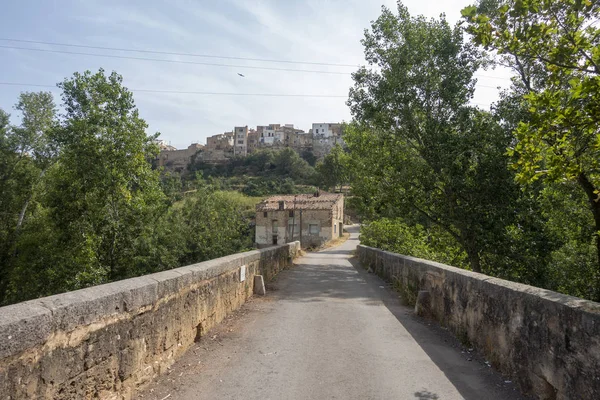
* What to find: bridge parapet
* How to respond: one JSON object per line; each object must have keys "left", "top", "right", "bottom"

{"left": 0, "top": 242, "right": 300, "bottom": 399}
{"left": 358, "top": 245, "right": 600, "bottom": 400}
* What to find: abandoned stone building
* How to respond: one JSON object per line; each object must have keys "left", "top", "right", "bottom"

{"left": 155, "top": 142, "right": 204, "bottom": 172}
{"left": 255, "top": 193, "right": 344, "bottom": 248}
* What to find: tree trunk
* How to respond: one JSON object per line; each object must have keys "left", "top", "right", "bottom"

{"left": 577, "top": 172, "right": 600, "bottom": 300}
{"left": 15, "top": 169, "right": 46, "bottom": 234}
{"left": 12, "top": 169, "right": 47, "bottom": 258}
{"left": 15, "top": 196, "right": 31, "bottom": 234}
{"left": 466, "top": 247, "right": 482, "bottom": 273}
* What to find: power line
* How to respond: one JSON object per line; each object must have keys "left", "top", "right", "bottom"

{"left": 476, "top": 83, "right": 510, "bottom": 88}
{"left": 0, "top": 39, "right": 516, "bottom": 81}
{"left": 0, "top": 81, "right": 504, "bottom": 99}
{"left": 0, "top": 83, "right": 503, "bottom": 99}
{"left": 0, "top": 83, "right": 57, "bottom": 89}
{"left": 474, "top": 74, "right": 512, "bottom": 81}
{"left": 0, "top": 45, "right": 353, "bottom": 75}
{"left": 0, "top": 82, "right": 347, "bottom": 98}
{"left": 0, "top": 38, "right": 359, "bottom": 68}
{"left": 0, "top": 45, "right": 516, "bottom": 83}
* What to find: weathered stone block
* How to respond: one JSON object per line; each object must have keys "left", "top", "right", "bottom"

{"left": 254, "top": 275, "right": 266, "bottom": 296}
{"left": 0, "top": 300, "right": 52, "bottom": 359}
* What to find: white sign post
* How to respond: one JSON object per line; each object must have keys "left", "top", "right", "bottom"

{"left": 240, "top": 265, "right": 246, "bottom": 282}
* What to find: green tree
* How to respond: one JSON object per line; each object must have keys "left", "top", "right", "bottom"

{"left": 178, "top": 189, "right": 254, "bottom": 264}
{"left": 347, "top": 3, "right": 519, "bottom": 273}
{"left": 316, "top": 144, "right": 348, "bottom": 192}
{"left": 0, "top": 93, "right": 58, "bottom": 301}
{"left": 300, "top": 149, "right": 317, "bottom": 167}
{"left": 273, "top": 148, "right": 314, "bottom": 181}
{"left": 463, "top": 0, "right": 600, "bottom": 295}
{"left": 5, "top": 69, "right": 167, "bottom": 300}
{"left": 11, "top": 92, "right": 58, "bottom": 233}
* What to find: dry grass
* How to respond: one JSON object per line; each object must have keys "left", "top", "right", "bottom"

{"left": 313, "top": 232, "right": 350, "bottom": 251}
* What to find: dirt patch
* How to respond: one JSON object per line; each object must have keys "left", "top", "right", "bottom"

{"left": 307, "top": 232, "right": 350, "bottom": 252}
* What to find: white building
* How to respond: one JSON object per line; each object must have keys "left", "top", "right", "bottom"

{"left": 312, "top": 123, "right": 340, "bottom": 138}
{"left": 260, "top": 126, "right": 283, "bottom": 144}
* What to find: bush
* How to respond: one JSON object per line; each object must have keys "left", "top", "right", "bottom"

{"left": 360, "top": 218, "right": 467, "bottom": 268}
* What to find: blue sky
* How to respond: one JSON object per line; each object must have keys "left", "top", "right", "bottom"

{"left": 0, "top": 0, "right": 512, "bottom": 148}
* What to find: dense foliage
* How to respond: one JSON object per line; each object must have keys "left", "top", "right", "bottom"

{"left": 0, "top": 70, "right": 256, "bottom": 305}
{"left": 189, "top": 147, "right": 323, "bottom": 196}
{"left": 347, "top": 1, "right": 600, "bottom": 300}
{"left": 464, "top": 0, "right": 600, "bottom": 297}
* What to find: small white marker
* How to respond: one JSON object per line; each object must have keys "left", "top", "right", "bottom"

{"left": 240, "top": 265, "right": 246, "bottom": 282}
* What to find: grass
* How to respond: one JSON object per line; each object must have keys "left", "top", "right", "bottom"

{"left": 314, "top": 232, "right": 350, "bottom": 251}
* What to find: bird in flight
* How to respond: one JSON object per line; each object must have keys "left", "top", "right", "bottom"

{"left": 238, "top": 73, "right": 245, "bottom": 77}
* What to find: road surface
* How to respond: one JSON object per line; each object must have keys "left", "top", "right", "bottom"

{"left": 137, "top": 226, "right": 524, "bottom": 400}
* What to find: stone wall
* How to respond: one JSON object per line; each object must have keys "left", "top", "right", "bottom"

{"left": 0, "top": 243, "right": 300, "bottom": 399}
{"left": 357, "top": 245, "right": 600, "bottom": 400}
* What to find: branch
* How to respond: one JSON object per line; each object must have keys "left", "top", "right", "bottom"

{"left": 551, "top": 7, "right": 600, "bottom": 75}
{"left": 410, "top": 202, "right": 462, "bottom": 243}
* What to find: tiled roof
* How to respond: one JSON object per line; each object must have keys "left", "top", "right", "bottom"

{"left": 256, "top": 193, "right": 342, "bottom": 211}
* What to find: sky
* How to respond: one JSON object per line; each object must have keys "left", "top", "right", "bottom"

{"left": 0, "top": 0, "right": 513, "bottom": 149}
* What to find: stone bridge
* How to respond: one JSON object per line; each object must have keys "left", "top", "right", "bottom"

{"left": 1, "top": 226, "right": 599, "bottom": 399}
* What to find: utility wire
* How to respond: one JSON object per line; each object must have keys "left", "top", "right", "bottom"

{"left": 0, "top": 82, "right": 495, "bottom": 108}
{"left": 0, "top": 39, "right": 515, "bottom": 81}
{"left": 0, "top": 81, "right": 503, "bottom": 95}
{"left": 0, "top": 47, "right": 515, "bottom": 83}
{"left": 0, "top": 38, "right": 359, "bottom": 68}
{"left": 475, "top": 74, "right": 513, "bottom": 81}
{"left": 0, "top": 44, "right": 515, "bottom": 81}
{"left": 0, "top": 45, "right": 353, "bottom": 75}
{"left": 0, "top": 82, "right": 347, "bottom": 97}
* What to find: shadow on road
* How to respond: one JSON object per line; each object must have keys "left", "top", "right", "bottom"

{"left": 271, "top": 224, "right": 525, "bottom": 400}
{"left": 414, "top": 390, "right": 440, "bottom": 400}
{"left": 345, "top": 255, "right": 526, "bottom": 400}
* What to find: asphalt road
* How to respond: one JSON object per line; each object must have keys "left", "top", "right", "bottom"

{"left": 137, "top": 225, "right": 525, "bottom": 400}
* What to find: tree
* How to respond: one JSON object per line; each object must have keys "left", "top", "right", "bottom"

{"left": 463, "top": 0, "right": 600, "bottom": 296}
{"left": 11, "top": 92, "right": 58, "bottom": 232}
{"left": 0, "top": 93, "right": 58, "bottom": 301}
{"left": 347, "top": 3, "right": 519, "bottom": 273}
{"left": 38, "top": 69, "right": 165, "bottom": 285}
{"left": 273, "top": 148, "right": 314, "bottom": 181}
{"left": 178, "top": 189, "right": 254, "bottom": 264}
{"left": 300, "top": 149, "right": 317, "bottom": 167}
{"left": 316, "top": 144, "right": 348, "bottom": 192}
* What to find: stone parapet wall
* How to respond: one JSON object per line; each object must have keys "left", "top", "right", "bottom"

{"left": 357, "top": 245, "right": 600, "bottom": 400}
{"left": 0, "top": 243, "right": 300, "bottom": 399}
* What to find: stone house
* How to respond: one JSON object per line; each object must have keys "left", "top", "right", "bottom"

{"left": 201, "top": 132, "right": 234, "bottom": 163}
{"left": 206, "top": 132, "right": 234, "bottom": 151}
{"left": 247, "top": 129, "right": 260, "bottom": 153}
{"left": 255, "top": 193, "right": 344, "bottom": 248}
{"left": 311, "top": 123, "right": 345, "bottom": 159}
{"left": 311, "top": 123, "right": 342, "bottom": 138}
{"left": 156, "top": 143, "right": 204, "bottom": 172}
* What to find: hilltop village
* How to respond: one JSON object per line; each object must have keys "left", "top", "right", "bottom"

{"left": 156, "top": 122, "right": 344, "bottom": 172}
